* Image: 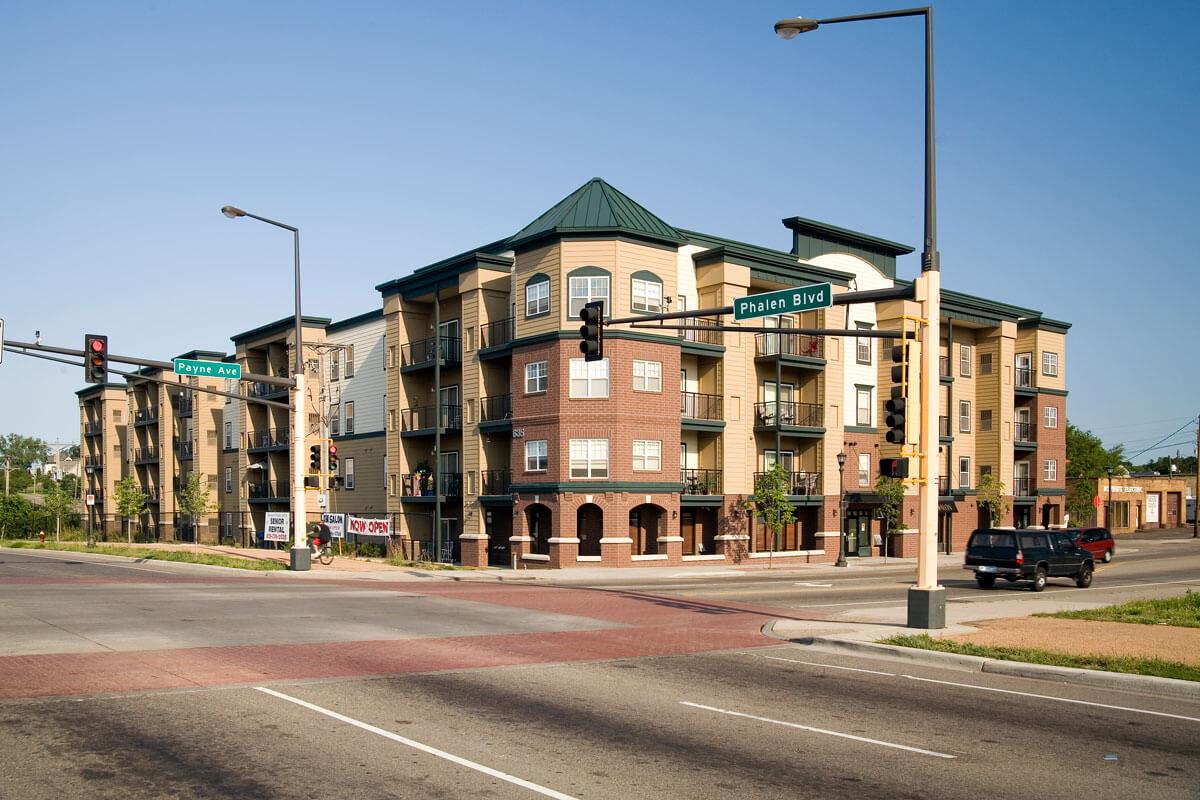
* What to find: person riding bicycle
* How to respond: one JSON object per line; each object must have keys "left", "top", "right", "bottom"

{"left": 310, "top": 522, "right": 332, "bottom": 557}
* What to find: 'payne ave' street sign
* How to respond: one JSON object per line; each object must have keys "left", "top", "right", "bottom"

{"left": 734, "top": 283, "right": 832, "bottom": 321}
{"left": 173, "top": 358, "right": 242, "bottom": 380}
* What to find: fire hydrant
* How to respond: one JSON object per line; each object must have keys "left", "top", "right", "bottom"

{"left": 39, "top": 532, "right": 45, "bottom": 542}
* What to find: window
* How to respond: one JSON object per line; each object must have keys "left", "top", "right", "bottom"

{"left": 959, "top": 457, "right": 971, "bottom": 488}
{"left": 569, "top": 358, "right": 609, "bottom": 398}
{"left": 569, "top": 439, "right": 608, "bottom": 478}
{"left": 1044, "top": 459, "right": 1058, "bottom": 481}
{"left": 526, "top": 440, "right": 548, "bottom": 471}
{"left": 344, "top": 346, "right": 354, "bottom": 377}
{"left": 980, "top": 409, "right": 992, "bottom": 432}
{"left": 330, "top": 350, "right": 340, "bottom": 381}
{"left": 1042, "top": 351, "right": 1059, "bottom": 376}
{"left": 631, "top": 276, "right": 663, "bottom": 312}
{"left": 959, "top": 400, "right": 971, "bottom": 433}
{"left": 344, "top": 402, "right": 355, "bottom": 434}
{"left": 632, "top": 440, "right": 661, "bottom": 471}
{"left": 345, "top": 457, "right": 355, "bottom": 490}
{"left": 980, "top": 353, "right": 992, "bottom": 375}
{"left": 525, "top": 278, "right": 550, "bottom": 317}
{"left": 1044, "top": 406, "right": 1058, "bottom": 428}
{"left": 224, "top": 467, "right": 232, "bottom": 493}
{"left": 856, "top": 387, "right": 872, "bottom": 427}
{"left": 633, "top": 360, "right": 661, "bottom": 392}
{"left": 568, "top": 273, "right": 609, "bottom": 317}
{"left": 330, "top": 403, "right": 340, "bottom": 435}
{"left": 858, "top": 453, "right": 870, "bottom": 485}
{"left": 856, "top": 322, "right": 873, "bottom": 364}
{"left": 224, "top": 421, "right": 232, "bottom": 450}
{"left": 525, "top": 361, "right": 547, "bottom": 393}
{"left": 959, "top": 344, "right": 972, "bottom": 377}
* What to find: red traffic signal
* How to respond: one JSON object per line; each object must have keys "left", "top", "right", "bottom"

{"left": 578, "top": 301, "right": 604, "bottom": 362}
{"left": 83, "top": 334, "right": 108, "bottom": 384}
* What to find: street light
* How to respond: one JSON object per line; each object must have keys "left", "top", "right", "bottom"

{"left": 1106, "top": 467, "right": 1114, "bottom": 531}
{"left": 836, "top": 451, "right": 848, "bottom": 567}
{"left": 777, "top": 7, "right": 942, "bottom": 628}
{"left": 221, "top": 205, "right": 309, "bottom": 571}
{"left": 84, "top": 463, "right": 95, "bottom": 546}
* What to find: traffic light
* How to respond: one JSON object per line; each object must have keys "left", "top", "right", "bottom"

{"left": 880, "top": 457, "right": 910, "bottom": 479}
{"left": 309, "top": 444, "right": 321, "bottom": 473}
{"left": 578, "top": 301, "right": 604, "bottom": 362}
{"left": 83, "top": 334, "right": 108, "bottom": 384}
{"left": 885, "top": 342, "right": 908, "bottom": 445}
{"left": 327, "top": 444, "right": 338, "bottom": 476}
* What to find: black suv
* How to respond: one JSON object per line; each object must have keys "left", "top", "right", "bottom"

{"left": 963, "top": 528, "right": 1094, "bottom": 591}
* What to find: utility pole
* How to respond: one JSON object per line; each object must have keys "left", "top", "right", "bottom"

{"left": 1194, "top": 413, "right": 1198, "bottom": 538}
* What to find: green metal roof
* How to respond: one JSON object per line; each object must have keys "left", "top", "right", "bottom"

{"left": 506, "top": 178, "right": 687, "bottom": 250}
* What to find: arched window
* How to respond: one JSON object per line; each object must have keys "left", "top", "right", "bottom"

{"left": 631, "top": 270, "right": 663, "bottom": 313}
{"left": 525, "top": 274, "right": 551, "bottom": 318}
{"left": 567, "top": 266, "right": 610, "bottom": 317}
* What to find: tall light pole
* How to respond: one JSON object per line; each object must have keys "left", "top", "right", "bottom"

{"left": 777, "top": 7, "right": 943, "bottom": 627}
{"left": 1106, "top": 466, "right": 1114, "bottom": 530}
{"left": 836, "top": 451, "right": 848, "bottom": 567}
{"left": 221, "top": 205, "right": 310, "bottom": 571}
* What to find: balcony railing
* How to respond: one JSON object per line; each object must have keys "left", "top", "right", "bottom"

{"left": 133, "top": 408, "right": 159, "bottom": 426}
{"left": 480, "top": 317, "right": 515, "bottom": 349}
{"left": 753, "top": 470, "right": 823, "bottom": 496}
{"left": 754, "top": 401, "right": 823, "bottom": 428}
{"left": 247, "top": 480, "right": 290, "bottom": 500}
{"left": 246, "top": 428, "right": 290, "bottom": 449}
{"left": 401, "top": 336, "right": 462, "bottom": 366}
{"left": 133, "top": 447, "right": 160, "bottom": 463}
{"left": 681, "top": 468, "right": 723, "bottom": 495}
{"left": 85, "top": 456, "right": 103, "bottom": 468}
{"left": 1015, "top": 421, "right": 1036, "bottom": 443}
{"left": 938, "top": 475, "right": 950, "bottom": 495}
{"left": 1013, "top": 476, "right": 1033, "bottom": 497}
{"left": 175, "top": 398, "right": 193, "bottom": 417}
{"left": 84, "top": 422, "right": 103, "bottom": 437}
{"left": 247, "top": 382, "right": 289, "bottom": 400}
{"left": 141, "top": 488, "right": 160, "bottom": 503}
{"left": 939, "top": 355, "right": 951, "bottom": 377}
{"left": 675, "top": 316, "right": 720, "bottom": 346}
{"left": 479, "top": 393, "right": 512, "bottom": 422}
{"left": 481, "top": 469, "right": 512, "bottom": 495}
{"left": 939, "top": 416, "right": 950, "bottom": 437}
{"left": 402, "top": 472, "right": 463, "bottom": 497}
{"left": 176, "top": 440, "right": 194, "bottom": 460}
{"left": 1015, "top": 367, "right": 1034, "bottom": 388}
{"left": 755, "top": 333, "right": 823, "bottom": 359}
{"left": 402, "top": 405, "right": 463, "bottom": 431}
{"left": 681, "top": 391, "right": 723, "bottom": 421}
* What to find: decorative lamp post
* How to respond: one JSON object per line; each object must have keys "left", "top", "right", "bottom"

{"left": 84, "top": 463, "right": 95, "bottom": 546}
{"left": 221, "top": 205, "right": 309, "bottom": 571}
{"left": 836, "top": 451, "right": 848, "bottom": 567}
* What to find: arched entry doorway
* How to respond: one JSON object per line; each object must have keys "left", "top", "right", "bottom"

{"left": 629, "top": 504, "right": 665, "bottom": 555}
{"left": 526, "top": 504, "right": 551, "bottom": 555}
{"left": 577, "top": 504, "right": 603, "bottom": 556}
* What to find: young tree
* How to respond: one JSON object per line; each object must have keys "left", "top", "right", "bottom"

{"left": 1065, "top": 478, "right": 1096, "bottom": 528}
{"left": 743, "top": 463, "right": 796, "bottom": 562}
{"left": 176, "top": 472, "right": 213, "bottom": 544}
{"left": 976, "top": 471, "right": 1010, "bottom": 527}
{"left": 875, "top": 476, "right": 906, "bottom": 556}
{"left": 114, "top": 475, "right": 148, "bottom": 544}
{"left": 40, "top": 480, "right": 77, "bottom": 541}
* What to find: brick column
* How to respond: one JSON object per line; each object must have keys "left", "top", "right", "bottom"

{"left": 657, "top": 535, "right": 683, "bottom": 564}
{"left": 600, "top": 536, "right": 632, "bottom": 566}
{"left": 548, "top": 537, "right": 579, "bottom": 568}
{"left": 715, "top": 534, "right": 749, "bottom": 563}
{"left": 458, "top": 533, "right": 488, "bottom": 568}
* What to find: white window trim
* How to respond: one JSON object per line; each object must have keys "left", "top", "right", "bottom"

{"left": 569, "top": 358, "right": 609, "bottom": 398}
{"left": 632, "top": 440, "right": 661, "bottom": 471}
{"left": 959, "top": 343, "right": 972, "bottom": 377}
{"left": 525, "top": 361, "right": 547, "bottom": 393}
{"left": 631, "top": 277, "right": 663, "bottom": 313}
{"left": 568, "top": 275, "right": 609, "bottom": 318}
{"left": 959, "top": 457, "right": 971, "bottom": 488}
{"left": 569, "top": 438, "right": 608, "bottom": 479}
{"left": 856, "top": 387, "right": 872, "bottom": 427}
{"left": 1044, "top": 406, "right": 1058, "bottom": 428}
{"left": 632, "top": 360, "right": 662, "bottom": 392}
{"left": 345, "top": 457, "right": 355, "bottom": 490}
{"left": 526, "top": 440, "right": 548, "bottom": 472}
{"left": 959, "top": 400, "right": 971, "bottom": 433}
{"left": 1044, "top": 459, "right": 1058, "bottom": 481}
{"left": 526, "top": 280, "right": 550, "bottom": 317}
{"left": 1042, "top": 351, "right": 1059, "bottom": 376}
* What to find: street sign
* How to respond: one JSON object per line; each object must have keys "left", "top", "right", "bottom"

{"left": 173, "top": 358, "right": 242, "bottom": 380}
{"left": 734, "top": 283, "right": 832, "bottom": 320}
{"left": 86, "top": 494, "right": 94, "bottom": 506}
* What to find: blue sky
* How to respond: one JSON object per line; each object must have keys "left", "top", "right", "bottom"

{"left": 3, "top": 0, "right": 1198, "bottom": 464}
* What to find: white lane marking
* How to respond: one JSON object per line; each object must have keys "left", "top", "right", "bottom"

{"left": 761, "top": 651, "right": 1200, "bottom": 723}
{"left": 9, "top": 548, "right": 181, "bottom": 574}
{"left": 667, "top": 571, "right": 745, "bottom": 578}
{"left": 794, "top": 582, "right": 833, "bottom": 588}
{"left": 256, "top": 687, "right": 579, "bottom": 800}
{"left": 680, "top": 701, "right": 955, "bottom": 759}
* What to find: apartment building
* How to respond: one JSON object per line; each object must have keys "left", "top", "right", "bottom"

{"left": 375, "top": 178, "right": 1070, "bottom": 567}
{"left": 77, "top": 383, "right": 127, "bottom": 537}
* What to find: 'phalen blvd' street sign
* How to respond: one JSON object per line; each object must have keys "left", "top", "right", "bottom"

{"left": 173, "top": 358, "right": 242, "bottom": 380}
{"left": 734, "top": 283, "right": 832, "bottom": 321}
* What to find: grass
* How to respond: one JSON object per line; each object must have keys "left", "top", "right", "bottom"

{"left": 3, "top": 540, "right": 287, "bottom": 571}
{"left": 1038, "top": 590, "right": 1200, "bottom": 628}
{"left": 880, "top": 591, "right": 1200, "bottom": 682}
{"left": 879, "top": 633, "right": 1200, "bottom": 682}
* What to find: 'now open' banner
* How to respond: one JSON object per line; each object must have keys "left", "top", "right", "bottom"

{"left": 347, "top": 516, "right": 391, "bottom": 537}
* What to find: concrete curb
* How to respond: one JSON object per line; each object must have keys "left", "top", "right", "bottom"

{"left": 765, "top": 622, "right": 1200, "bottom": 700}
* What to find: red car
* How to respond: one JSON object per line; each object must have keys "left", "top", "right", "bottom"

{"left": 1069, "top": 527, "right": 1115, "bottom": 563}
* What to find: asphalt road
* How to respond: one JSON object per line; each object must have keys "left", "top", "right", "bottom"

{"left": 2, "top": 542, "right": 1199, "bottom": 799}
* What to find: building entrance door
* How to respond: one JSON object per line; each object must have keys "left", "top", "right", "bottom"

{"left": 844, "top": 510, "right": 871, "bottom": 557}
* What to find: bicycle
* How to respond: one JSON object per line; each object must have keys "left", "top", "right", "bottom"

{"left": 311, "top": 542, "right": 334, "bottom": 566}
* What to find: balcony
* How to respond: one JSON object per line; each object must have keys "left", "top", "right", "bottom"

{"left": 938, "top": 475, "right": 950, "bottom": 496}
{"left": 84, "top": 422, "right": 103, "bottom": 438}
{"left": 401, "top": 472, "right": 463, "bottom": 498}
{"left": 754, "top": 401, "right": 824, "bottom": 429}
{"left": 480, "top": 317, "right": 515, "bottom": 350}
{"left": 247, "top": 382, "right": 290, "bottom": 401}
{"left": 479, "top": 394, "right": 512, "bottom": 422}
{"left": 133, "top": 447, "right": 160, "bottom": 464}
{"left": 175, "top": 439, "right": 194, "bottom": 460}
{"left": 939, "top": 356, "right": 951, "bottom": 378}
{"left": 402, "top": 404, "right": 463, "bottom": 432}
{"left": 481, "top": 469, "right": 512, "bottom": 496}
{"left": 1015, "top": 367, "right": 1034, "bottom": 389}
{"left": 754, "top": 333, "right": 823, "bottom": 359}
{"left": 141, "top": 488, "right": 160, "bottom": 503}
{"left": 246, "top": 428, "right": 290, "bottom": 451}
{"left": 681, "top": 468, "right": 723, "bottom": 495}
{"left": 401, "top": 336, "right": 462, "bottom": 368}
{"left": 247, "top": 480, "right": 290, "bottom": 500}
{"left": 175, "top": 398, "right": 194, "bottom": 417}
{"left": 753, "top": 470, "right": 823, "bottom": 497}
{"left": 939, "top": 415, "right": 951, "bottom": 438}
{"left": 1015, "top": 421, "right": 1037, "bottom": 444}
{"left": 133, "top": 408, "right": 159, "bottom": 427}
{"left": 85, "top": 456, "right": 103, "bottom": 468}
{"left": 681, "top": 391, "right": 723, "bottom": 421}
{"left": 680, "top": 317, "right": 722, "bottom": 346}
{"left": 1013, "top": 476, "right": 1034, "bottom": 497}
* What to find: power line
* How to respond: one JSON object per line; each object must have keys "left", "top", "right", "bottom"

{"left": 1124, "top": 417, "right": 1199, "bottom": 462}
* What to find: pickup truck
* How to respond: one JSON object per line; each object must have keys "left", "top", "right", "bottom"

{"left": 963, "top": 528, "right": 1094, "bottom": 591}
